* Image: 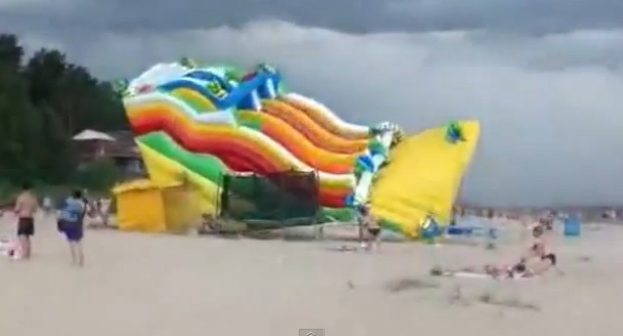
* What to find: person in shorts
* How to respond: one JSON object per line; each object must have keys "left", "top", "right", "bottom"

{"left": 58, "top": 189, "right": 87, "bottom": 267}
{"left": 14, "top": 182, "right": 38, "bottom": 259}
{"left": 359, "top": 204, "right": 381, "bottom": 251}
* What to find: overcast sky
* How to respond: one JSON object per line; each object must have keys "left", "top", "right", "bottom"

{"left": 2, "top": 0, "right": 623, "bottom": 206}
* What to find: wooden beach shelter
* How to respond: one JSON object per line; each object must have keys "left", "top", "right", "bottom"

{"left": 112, "top": 179, "right": 201, "bottom": 233}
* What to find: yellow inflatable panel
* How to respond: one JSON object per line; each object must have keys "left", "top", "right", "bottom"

{"left": 137, "top": 141, "right": 219, "bottom": 214}
{"left": 369, "top": 121, "right": 480, "bottom": 238}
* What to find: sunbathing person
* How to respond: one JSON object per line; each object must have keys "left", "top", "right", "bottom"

{"left": 0, "top": 238, "right": 21, "bottom": 259}
{"left": 527, "top": 252, "right": 558, "bottom": 276}
{"left": 430, "top": 253, "right": 558, "bottom": 279}
{"left": 431, "top": 262, "right": 524, "bottom": 279}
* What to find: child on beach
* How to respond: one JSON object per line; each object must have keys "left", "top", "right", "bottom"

{"left": 57, "top": 189, "right": 87, "bottom": 267}
{"left": 0, "top": 238, "right": 21, "bottom": 259}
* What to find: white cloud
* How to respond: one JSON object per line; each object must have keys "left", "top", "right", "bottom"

{"left": 42, "top": 20, "right": 623, "bottom": 205}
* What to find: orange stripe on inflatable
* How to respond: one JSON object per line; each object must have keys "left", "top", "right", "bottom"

{"left": 262, "top": 100, "right": 369, "bottom": 153}
{"left": 279, "top": 97, "right": 371, "bottom": 140}
{"left": 237, "top": 111, "right": 356, "bottom": 174}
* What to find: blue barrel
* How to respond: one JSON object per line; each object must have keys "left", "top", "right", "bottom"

{"left": 564, "top": 216, "right": 581, "bottom": 237}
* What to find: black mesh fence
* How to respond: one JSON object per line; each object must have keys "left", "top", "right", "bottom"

{"left": 218, "top": 170, "right": 320, "bottom": 227}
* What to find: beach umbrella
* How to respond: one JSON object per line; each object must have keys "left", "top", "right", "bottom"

{"left": 72, "top": 129, "right": 115, "bottom": 142}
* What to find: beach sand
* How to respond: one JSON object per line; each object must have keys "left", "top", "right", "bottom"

{"left": 0, "top": 213, "right": 621, "bottom": 336}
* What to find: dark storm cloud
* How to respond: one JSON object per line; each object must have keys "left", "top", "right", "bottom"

{"left": 385, "top": 0, "right": 623, "bottom": 33}
{"left": 2, "top": 0, "right": 623, "bottom": 34}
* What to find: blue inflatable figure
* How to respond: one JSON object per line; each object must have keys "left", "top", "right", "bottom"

{"left": 356, "top": 155, "right": 375, "bottom": 172}
{"left": 420, "top": 215, "right": 442, "bottom": 242}
{"left": 343, "top": 194, "right": 355, "bottom": 207}
{"left": 446, "top": 121, "right": 465, "bottom": 144}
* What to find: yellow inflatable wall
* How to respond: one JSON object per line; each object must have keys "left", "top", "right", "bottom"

{"left": 369, "top": 120, "right": 480, "bottom": 238}
{"left": 137, "top": 142, "right": 219, "bottom": 214}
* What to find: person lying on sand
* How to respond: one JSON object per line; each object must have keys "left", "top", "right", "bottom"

{"left": 430, "top": 253, "right": 558, "bottom": 279}
{"left": 430, "top": 263, "right": 525, "bottom": 279}
{"left": 530, "top": 253, "right": 558, "bottom": 275}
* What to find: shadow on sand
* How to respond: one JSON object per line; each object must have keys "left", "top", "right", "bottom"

{"left": 385, "top": 278, "right": 440, "bottom": 292}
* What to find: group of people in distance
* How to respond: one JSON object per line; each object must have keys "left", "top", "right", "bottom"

{"left": 4, "top": 183, "right": 91, "bottom": 267}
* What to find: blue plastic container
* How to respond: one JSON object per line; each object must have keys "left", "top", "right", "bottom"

{"left": 564, "top": 216, "right": 581, "bottom": 237}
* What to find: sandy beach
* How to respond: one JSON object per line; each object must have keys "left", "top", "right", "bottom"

{"left": 1, "top": 213, "right": 622, "bottom": 336}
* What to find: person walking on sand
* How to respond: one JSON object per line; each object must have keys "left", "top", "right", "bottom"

{"left": 13, "top": 182, "right": 38, "bottom": 260}
{"left": 58, "top": 189, "right": 87, "bottom": 267}
{"left": 359, "top": 204, "right": 381, "bottom": 252}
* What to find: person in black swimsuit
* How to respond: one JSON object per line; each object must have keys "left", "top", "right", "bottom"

{"left": 367, "top": 227, "right": 381, "bottom": 240}
{"left": 14, "top": 182, "right": 38, "bottom": 259}
{"left": 358, "top": 204, "right": 381, "bottom": 251}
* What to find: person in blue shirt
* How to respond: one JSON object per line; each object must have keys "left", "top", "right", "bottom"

{"left": 58, "top": 189, "right": 87, "bottom": 267}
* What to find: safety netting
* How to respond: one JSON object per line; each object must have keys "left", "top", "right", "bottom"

{"left": 218, "top": 170, "right": 320, "bottom": 227}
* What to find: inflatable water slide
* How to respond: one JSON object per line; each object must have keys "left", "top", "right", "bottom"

{"left": 116, "top": 59, "right": 480, "bottom": 238}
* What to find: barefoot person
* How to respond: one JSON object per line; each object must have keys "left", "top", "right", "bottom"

{"left": 13, "top": 182, "right": 38, "bottom": 259}
{"left": 58, "top": 189, "right": 87, "bottom": 267}
{"left": 359, "top": 204, "right": 381, "bottom": 251}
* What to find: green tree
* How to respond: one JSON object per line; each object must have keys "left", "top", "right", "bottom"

{"left": 0, "top": 33, "right": 130, "bottom": 191}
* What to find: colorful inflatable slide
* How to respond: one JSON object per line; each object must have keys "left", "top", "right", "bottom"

{"left": 116, "top": 59, "right": 480, "bottom": 238}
